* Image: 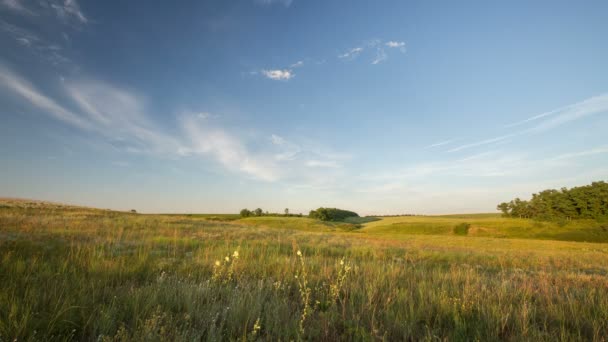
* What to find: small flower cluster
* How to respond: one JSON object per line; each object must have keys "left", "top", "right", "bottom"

{"left": 330, "top": 257, "right": 352, "bottom": 303}
{"left": 295, "top": 250, "right": 311, "bottom": 334}
{"left": 212, "top": 250, "right": 240, "bottom": 283}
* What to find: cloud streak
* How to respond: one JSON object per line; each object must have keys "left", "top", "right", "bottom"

{"left": 261, "top": 69, "right": 294, "bottom": 81}
{"left": 338, "top": 47, "right": 363, "bottom": 59}
{"left": 446, "top": 93, "right": 608, "bottom": 153}
{"left": 0, "top": 65, "right": 351, "bottom": 183}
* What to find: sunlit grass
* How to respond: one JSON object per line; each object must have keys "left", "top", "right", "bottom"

{"left": 1, "top": 200, "right": 607, "bottom": 340}
{"left": 362, "top": 214, "right": 608, "bottom": 242}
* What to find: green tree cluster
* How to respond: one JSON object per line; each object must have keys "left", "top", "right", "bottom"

{"left": 497, "top": 181, "right": 608, "bottom": 220}
{"left": 240, "top": 208, "right": 302, "bottom": 218}
{"left": 309, "top": 207, "right": 359, "bottom": 221}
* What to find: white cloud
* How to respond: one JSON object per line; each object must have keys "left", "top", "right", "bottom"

{"left": 270, "top": 134, "right": 286, "bottom": 145}
{"left": 448, "top": 93, "right": 608, "bottom": 153}
{"left": 506, "top": 94, "right": 608, "bottom": 128}
{"left": 51, "top": 0, "right": 87, "bottom": 24}
{"left": 385, "top": 41, "right": 405, "bottom": 48}
{"left": 338, "top": 47, "right": 363, "bottom": 59}
{"left": 254, "top": 0, "right": 293, "bottom": 7}
{"left": 1, "top": 66, "right": 354, "bottom": 184}
{"left": 447, "top": 133, "right": 516, "bottom": 153}
{"left": 371, "top": 48, "right": 387, "bottom": 65}
{"left": 1, "top": 0, "right": 35, "bottom": 15}
{"left": 548, "top": 146, "right": 608, "bottom": 161}
{"left": 0, "top": 65, "right": 90, "bottom": 129}
{"left": 261, "top": 69, "right": 294, "bottom": 81}
{"left": 181, "top": 116, "right": 280, "bottom": 181}
{"left": 425, "top": 140, "right": 453, "bottom": 149}
{"left": 385, "top": 41, "right": 406, "bottom": 54}
{"left": 306, "top": 160, "right": 340, "bottom": 168}
{"left": 271, "top": 134, "right": 301, "bottom": 160}
{"left": 290, "top": 60, "right": 304, "bottom": 68}
{"left": 0, "top": 21, "right": 71, "bottom": 66}
{"left": 2, "top": 0, "right": 87, "bottom": 23}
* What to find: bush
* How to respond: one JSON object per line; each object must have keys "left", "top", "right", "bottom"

{"left": 453, "top": 223, "right": 471, "bottom": 236}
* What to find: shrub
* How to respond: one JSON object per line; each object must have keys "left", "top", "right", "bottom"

{"left": 453, "top": 223, "right": 471, "bottom": 236}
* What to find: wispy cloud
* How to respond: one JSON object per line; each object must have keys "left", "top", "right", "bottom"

{"left": 386, "top": 41, "right": 405, "bottom": 48}
{"left": 1, "top": 65, "right": 353, "bottom": 183}
{"left": 425, "top": 140, "right": 453, "bottom": 149}
{"left": 181, "top": 116, "right": 280, "bottom": 181}
{"left": 1, "top": 0, "right": 87, "bottom": 24}
{"left": 548, "top": 146, "right": 608, "bottom": 161}
{"left": 51, "top": 0, "right": 87, "bottom": 24}
{"left": 371, "top": 48, "right": 387, "bottom": 65}
{"left": 271, "top": 133, "right": 300, "bottom": 160}
{"left": 290, "top": 60, "right": 304, "bottom": 68}
{"left": 1, "top": 0, "right": 35, "bottom": 15}
{"left": 385, "top": 41, "right": 406, "bottom": 53}
{"left": 447, "top": 93, "right": 608, "bottom": 153}
{"left": 254, "top": 0, "right": 293, "bottom": 7}
{"left": 261, "top": 69, "right": 294, "bottom": 81}
{"left": 306, "top": 160, "right": 340, "bottom": 168}
{"left": 506, "top": 94, "right": 608, "bottom": 128}
{"left": 338, "top": 39, "right": 406, "bottom": 64}
{"left": 0, "top": 65, "right": 90, "bottom": 129}
{"left": 447, "top": 133, "right": 516, "bottom": 153}
{"left": 338, "top": 47, "right": 363, "bottom": 59}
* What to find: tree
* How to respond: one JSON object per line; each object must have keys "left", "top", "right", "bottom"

{"left": 497, "top": 202, "right": 510, "bottom": 216}
{"left": 240, "top": 209, "right": 252, "bottom": 218}
{"left": 284, "top": 208, "right": 289, "bottom": 216}
{"left": 254, "top": 208, "right": 263, "bottom": 216}
{"left": 497, "top": 181, "right": 608, "bottom": 221}
{"left": 308, "top": 207, "right": 359, "bottom": 221}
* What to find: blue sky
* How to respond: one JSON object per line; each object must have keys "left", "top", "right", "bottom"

{"left": 1, "top": 0, "right": 607, "bottom": 214}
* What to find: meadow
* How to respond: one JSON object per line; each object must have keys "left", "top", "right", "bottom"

{"left": 1, "top": 199, "right": 608, "bottom": 341}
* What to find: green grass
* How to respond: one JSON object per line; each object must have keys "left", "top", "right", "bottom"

{"left": 236, "top": 216, "right": 360, "bottom": 231}
{"left": 362, "top": 214, "right": 608, "bottom": 243}
{"left": 1, "top": 199, "right": 607, "bottom": 340}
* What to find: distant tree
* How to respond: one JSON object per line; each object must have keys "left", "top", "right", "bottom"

{"left": 284, "top": 208, "right": 289, "bottom": 216}
{"left": 240, "top": 209, "right": 252, "bottom": 218}
{"left": 254, "top": 208, "right": 263, "bottom": 216}
{"left": 130, "top": 209, "right": 137, "bottom": 214}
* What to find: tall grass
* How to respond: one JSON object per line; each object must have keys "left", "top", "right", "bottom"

{"left": 0, "top": 205, "right": 607, "bottom": 340}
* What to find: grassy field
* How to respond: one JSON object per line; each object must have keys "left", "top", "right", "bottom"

{"left": 1, "top": 200, "right": 608, "bottom": 341}
{"left": 360, "top": 214, "right": 608, "bottom": 243}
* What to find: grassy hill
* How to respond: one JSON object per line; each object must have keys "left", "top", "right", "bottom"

{"left": 360, "top": 214, "right": 608, "bottom": 243}
{"left": 1, "top": 199, "right": 608, "bottom": 340}
{"left": 236, "top": 216, "right": 359, "bottom": 232}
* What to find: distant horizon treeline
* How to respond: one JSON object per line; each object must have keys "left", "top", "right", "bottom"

{"left": 497, "top": 181, "right": 608, "bottom": 221}
{"left": 309, "top": 208, "right": 359, "bottom": 221}
{"left": 240, "top": 208, "right": 303, "bottom": 218}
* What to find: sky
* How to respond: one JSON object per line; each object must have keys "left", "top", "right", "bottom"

{"left": 1, "top": 0, "right": 607, "bottom": 214}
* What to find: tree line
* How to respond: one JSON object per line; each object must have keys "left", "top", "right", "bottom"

{"left": 240, "top": 208, "right": 303, "bottom": 218}
{"left": 497, "top": 181, "right": 608, "bottom": 220}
